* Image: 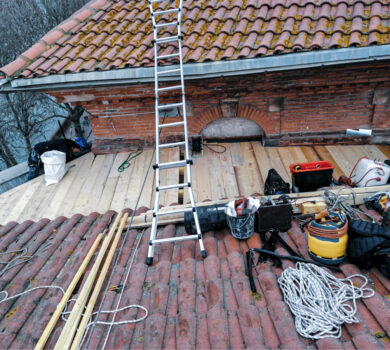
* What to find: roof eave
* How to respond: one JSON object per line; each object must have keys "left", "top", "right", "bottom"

{"left": 4, "top": 45, "right": 390, "bottom": 91}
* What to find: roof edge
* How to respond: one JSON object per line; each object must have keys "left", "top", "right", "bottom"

{"left": 5, "top": 45, "right": 390, "bottom": 91}
{"left": 0, "top": 0, "right": 107, "bottom": 79}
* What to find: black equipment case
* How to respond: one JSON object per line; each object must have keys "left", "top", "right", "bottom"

{"left": 255, "top": 197, "right": 292, "bottom": 232}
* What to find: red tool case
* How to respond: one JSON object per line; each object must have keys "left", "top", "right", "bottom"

{"left": 289, "top": 161, "right": 334, "bottom": 192}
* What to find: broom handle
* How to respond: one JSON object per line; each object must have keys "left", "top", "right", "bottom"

{"left": 34, "top": 233, "right": 104, "bottom": 350}
{"left": 70, "top": 212, "right": 130, "bottom": 350}
{"left": 53, "top": 212, "right": 122, "bottom": 350}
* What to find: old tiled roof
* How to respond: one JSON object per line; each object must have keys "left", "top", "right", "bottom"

{"left": 0, "top": 206, "right": 390, "bottom": 348}
{"left": 1, "top": 0, "right": 390, "bottom": 80}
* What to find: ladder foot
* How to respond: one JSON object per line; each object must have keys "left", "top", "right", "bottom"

{"left": 146, "top": 257, "right": 154, "bottom": 266}
{"left": 201, "top": 250, "right": 207, "bottom": 259}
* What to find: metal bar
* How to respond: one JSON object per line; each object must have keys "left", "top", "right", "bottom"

{"left": 156, "top": 207, "right": 193, "bottom": 216}
{"left": 156, "top": 52, "right": 180, "bottom": 60}
{"left": 152, "top": 234, "right": 199, "bottom": 244}
{"left": 157, "top": 159, "right": 187, "bottom": 169}
{"left": 158, "top": 121, "right": 184, "bottom": 128}
{"left": 159, "top": 141, "right": 186, "bottom": 148}
{"left": 155, "top": 21, "right": 178, "bottom": 29}
{"left": 155, "top": 36, "right": 180, "bottom": 44}
{"left": 158, "top": 182, "right": 189, "bottom": 191}
{"left": 154, "top": 8, "right": 179, "bottom": 16}
{"left": 157, "top": 84, "right": 182, "bottom": 92}
{"left": 158, "top": 102, "right": 183, "bottom": 109}
{"left": 157, "top": 68, "right": 181, "bottom": 75}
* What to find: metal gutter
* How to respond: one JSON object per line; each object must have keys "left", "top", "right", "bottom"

{"left": 5, "top": 45, "right": 390, "bottom": 91}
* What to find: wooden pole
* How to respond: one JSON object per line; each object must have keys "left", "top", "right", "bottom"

{"left": 70, "top": 212, "right": 130, "bottom": 350}
{"left": 128, "top": 184, "right": 390, "bottom": 228}
{"left": 35, "top": 233, "right": 103, "bottom": 350}
{"left": 53, "top": 212, "right": 122, "bottom": 350}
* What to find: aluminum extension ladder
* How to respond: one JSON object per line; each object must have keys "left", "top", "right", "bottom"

{"left": 146, "top": 0, "right": 206, "bottom": 265}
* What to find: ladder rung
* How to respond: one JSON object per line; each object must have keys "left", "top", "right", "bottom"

{"left": 158, "top": 182, "right": 189, "bottom": 191}
{"left": 156, "top": 53, "right": 180, "bottom": 60}
{"left": 149, "top": 0, "right": 167, "bottom": 4}
{"left": 159, "top": 121, "right": 184, "bottom": 128}
{"left": 156, "top": 207, "right": 193, "bottom": 216}
{"left": 156, "top": 159, "right": 188, "bottom": 169}
{"left": 155, "top": 36, "right": 180, "bottom": 44}
{"left": 158, "top": 102, "right": 183, "bottom": 110}
{"left": 157, "top": 68, "right": 181, "bottom": 75}
{"left": 159, "top": 141, "right": 186, "bottom": 148}
{"left": 154, "top": 8, "right": 179, "bottom": 16}
{"left": 155, "top": 21, "right": 178, "bottom": 29}
{"left": 157, "top": 85, "right": 182, "bottom": 92}
{"left": 152, "top": 234, "right": 199, "bottom": 244}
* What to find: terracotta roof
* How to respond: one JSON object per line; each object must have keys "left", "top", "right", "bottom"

{"left": 1, "top": 0, "right": 390, "bottom": 80}
{"left": 0, "top": 206, "right": 390, "bottom": 348}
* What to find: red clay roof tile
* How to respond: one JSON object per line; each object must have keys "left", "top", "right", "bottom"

{"left": 1, "top": 0, "right": 390, "bottom": 79}
{"left": 1, "top": 204, "right": 390, "bottom": 349}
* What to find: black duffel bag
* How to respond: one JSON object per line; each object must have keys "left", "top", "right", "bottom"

{"left": 348, "top": 219, "right": 390, "bottom": 278}
{"left": 184, "top": 204, "right": 227, "bottom": 234}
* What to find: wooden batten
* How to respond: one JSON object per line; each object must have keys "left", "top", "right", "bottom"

{"left": 129, "top": 184, "right": 390, "bottom": 228}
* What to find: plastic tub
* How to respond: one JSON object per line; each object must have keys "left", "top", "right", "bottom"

{"left": 289, "top": 161, "right": 334, "bottom": 192}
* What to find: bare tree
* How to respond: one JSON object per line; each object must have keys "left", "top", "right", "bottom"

{"left": 0, "top": 0, "right": 90, "bottom": 169}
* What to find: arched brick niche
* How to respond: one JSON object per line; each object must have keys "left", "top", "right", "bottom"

{"left": 189, "top": 103, "right": 276, "bottom": 138}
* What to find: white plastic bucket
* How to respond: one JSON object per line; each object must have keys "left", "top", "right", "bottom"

{"left": 353, "top": 158, "right": 390, "bottom": 187}
{"left": 40, "top": 150, "right": 67, "bottom": 185}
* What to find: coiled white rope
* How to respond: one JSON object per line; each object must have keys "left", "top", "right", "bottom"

{"left": 278, "top": 262, "right": 375, "bottom": 339}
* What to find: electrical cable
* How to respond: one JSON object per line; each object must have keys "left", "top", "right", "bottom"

{"left": 278, "top": 262, "right": 375, "bottom": 339}
{"left": 204, "top": 143, "right": 227, "bottom": 154}
{"left": 323, "top": 188, "right": 375, "bottom": 222}
{"left": 117, "top": 147, "right": 143, "bottom": 172}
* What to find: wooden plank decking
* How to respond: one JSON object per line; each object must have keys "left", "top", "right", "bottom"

{"left": 0, "top": 142, "right": 389, "bottom": 225}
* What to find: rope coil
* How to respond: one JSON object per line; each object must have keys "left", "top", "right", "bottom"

{"left": 278, "top": 262, "right": 375, "bottom": 339}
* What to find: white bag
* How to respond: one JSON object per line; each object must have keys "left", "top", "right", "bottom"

{"left": 40, "top": 150, "right": 67, "bottom": 185}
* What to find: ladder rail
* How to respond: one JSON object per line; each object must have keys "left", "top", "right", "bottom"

{"left": 146, "top": 0, "right": 206, "bottom": 265}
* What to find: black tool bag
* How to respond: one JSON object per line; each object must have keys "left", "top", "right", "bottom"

{"left": 264, "top": 168, "right": 290, "bottom": 195}
{"left": 348, "top": 219, "right": 390, "bottom": 278}
{"left": 255, "top": 196, "right": 292, "bottom": 232}
{"left": 184, "top": 204, "right": 227, "bottom": 234}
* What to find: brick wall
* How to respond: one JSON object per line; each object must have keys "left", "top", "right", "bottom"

{"left": 48, "top": 61, "right": 390, "bottom": 153}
